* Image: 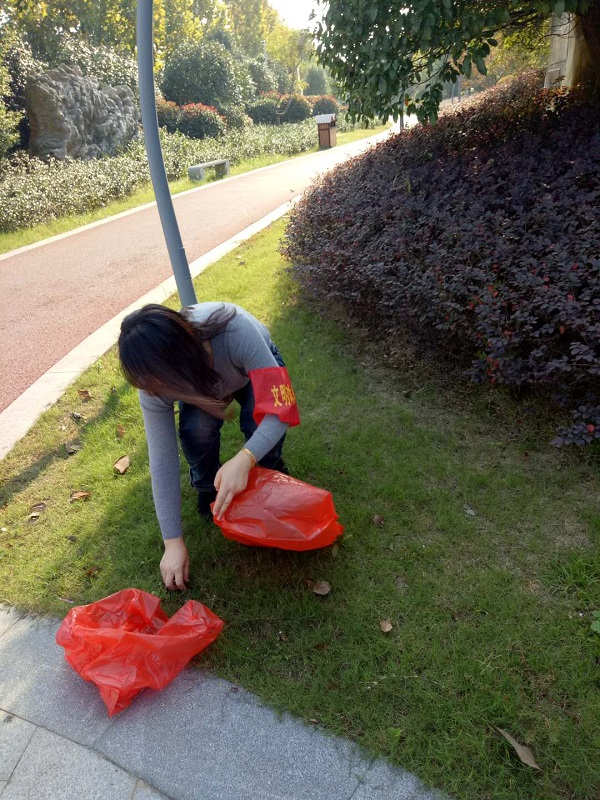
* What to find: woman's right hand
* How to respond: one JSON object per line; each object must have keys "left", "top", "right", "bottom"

{"left": 160, "top": 537, "right": 189, "bottom": 591}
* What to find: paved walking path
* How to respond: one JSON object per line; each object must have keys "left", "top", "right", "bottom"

{"left": 0, "top": 134, "right": 388, "bottom": 415}
{"left": 0, "top": 605, "right": 445, "bottom": 800}
{"left": 0, "top": 132, "right": 393, "bottom": 460}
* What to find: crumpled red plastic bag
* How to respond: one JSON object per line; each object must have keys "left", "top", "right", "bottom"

{"left": 56, "top": 589, "right": 224, "bottom": 716}
{"left": 213, "top": 467, "right": 343, "bottom": 551}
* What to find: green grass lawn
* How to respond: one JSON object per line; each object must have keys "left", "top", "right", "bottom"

{"left": 0, "top": 125, "right": 388, "bottom": 255}
{"left": 1, "top": 219, "right": 599, "bottom": 800}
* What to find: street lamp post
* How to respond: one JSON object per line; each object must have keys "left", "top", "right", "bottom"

{"left": 136, "top": 0, "right": 197, "bottom": 307}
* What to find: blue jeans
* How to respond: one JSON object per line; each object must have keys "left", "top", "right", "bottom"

{"left": 178, "top": 343, "right": 287, "bottom": 496}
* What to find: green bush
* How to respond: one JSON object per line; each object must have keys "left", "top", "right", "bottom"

{"left": 178, "top": 103, "right": 227, "bottom": 139}
{"left": 156, "top": 98, "right": 180, "bottom": 133}
{"left": 232, "top": 59, "right": 256, "bottom": 104}
{"left": 268, "top": 59, "right": 294, "bottom": 95}
{"left": 246, "top": 97, "right": 279, "bottom": 125}
{"left": 304, "top": 65, "right": 330, "bottom": 96}
{"left": 0, "top": 121, "right": 317, "bottom": 232}
{"left": 247, "top": 59, "right": 278, "bottom": 95}
{"left": 311, "top": 96, "right": 340, "bottom": 116}
{"left": 278, "top": 95, "right": 312, "bottom": 124}
{"left": 54, "top": 36, "right": 138, "bottom": 96}
{"left": 0, "top": 63, "right": 20, "bottom": 157}
{"left": 161, "top": 40, "right": 242, "bottom": 108}
{"left": 1, "top": 34, "right": 46, "bottom": 113}
{"left": 218, "top": 105, "right": 253, "bottom": 130}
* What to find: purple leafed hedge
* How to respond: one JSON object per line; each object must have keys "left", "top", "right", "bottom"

{"left": 282, "top": 73, "right": 600, "bottom": 446}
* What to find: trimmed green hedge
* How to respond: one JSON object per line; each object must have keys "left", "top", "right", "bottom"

{"left": 0, "top": 121, "right": 317, "bottom": 233}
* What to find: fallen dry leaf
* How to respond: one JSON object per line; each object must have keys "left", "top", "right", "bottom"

{"left": 464, "top": 505, "right": 477, "bottom": 517}
{"left": 314, "top": 642, "right": 328, "bottom": 651}
{"left": 27, "top": 513, "right": 40, "bottom": 523}
{"left": 331, "top": 543, "right": 339, "bottom": 558}
{"left": 65, "top": 443, "right": 81, "bottom": 455}
{"left": 493, "top": 727, "right": 541, "bottom": 770}
{"left": 379, "top": 619, "right": 393, "bottom": 633}
{"left": 312, "top": 580, "right": 331, "bottom": 596}
{"left": 77, "top": 389, "right": 92, "bottom": 400}
{"left": 58, "top": 597, "right": 75, "bottom": 604}
{"left": 116, "top": 424, "right": 126, "bottom": 439}
{"left": 113, "top": 455, "right": 130, "bottom": 474}
{"left": 69, "top": 491, "right": 91, "bottom": 503}
{"left": 277, "top": 631, "right": 288, "bottom": 642}
{"left": 373, "top": 514, "right": 385, "bottom": 526}
{"left": 71, "top": 412, "right": 83, "bottom": 421}
{"left": 30, "top": 502, "right": 47, "bottom": 513}
{"left": 85, "top": 566, "right": 101, "bottom": 577}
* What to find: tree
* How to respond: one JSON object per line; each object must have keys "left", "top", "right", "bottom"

{"left": 314, "top": 0, "right": 600, "bottom": 123}
{"left": 304, "top": 64, "right": 330, "bottom": 95}
{"left": 0, "top": 0, "right": 214, "bottom": 64}
{"left": 456, "top": 20, "right": 551, "bottom": 94}
{"left": 265, "top": 23, "right": 313, "bottom": 93}
{"left": 161, "top": 39, "right": 243, "bottom": 107}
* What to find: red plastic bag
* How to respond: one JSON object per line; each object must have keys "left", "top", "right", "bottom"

{"left": 56, "top": 589, "right": 223, "bottom": 716}
{"left": 213, "top": 467, "right": 343, "bottom": 551}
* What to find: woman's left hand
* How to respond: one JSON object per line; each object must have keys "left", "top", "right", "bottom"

{"left": 213, "top": 451, "right": 253, "bottom": 519}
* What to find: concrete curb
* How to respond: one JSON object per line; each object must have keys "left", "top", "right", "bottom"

{"left": 0, "top": 606, "right": 447, "bottom": 800}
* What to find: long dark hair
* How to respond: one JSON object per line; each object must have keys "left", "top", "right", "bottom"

{"left": 118, "top": 304, "right": 236, "bottom": 405}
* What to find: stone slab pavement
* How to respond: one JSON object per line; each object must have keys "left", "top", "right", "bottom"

{"left": 0, "top": 605, "right": 447, "bottom": 800}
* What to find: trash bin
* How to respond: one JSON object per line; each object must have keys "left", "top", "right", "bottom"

{"left": 315, "top": 113, "right": 337, "bottom": 149}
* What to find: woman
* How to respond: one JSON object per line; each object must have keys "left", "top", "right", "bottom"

{"left": 118, "top": 301, "right": 299, "bottom": 591}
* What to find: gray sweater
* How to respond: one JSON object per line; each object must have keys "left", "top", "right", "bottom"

{"left": 139, "top": 303, "right": 289, "bottom": 540}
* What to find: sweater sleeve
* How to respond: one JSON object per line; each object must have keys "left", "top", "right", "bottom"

{"left": 139, "top": 390, "right": 184, "bottom": 540}
{"left": 225, "top": 314, "right": 291, "bottom": 460}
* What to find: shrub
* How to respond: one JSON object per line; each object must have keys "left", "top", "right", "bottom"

{"left": 311, "top": 96, "right": 340, "bottom": 116}
{"left": 0, "top": 63, "right": 20, "bottom": 157}
{"left": 232, "top": 60, "right": 257, "bottom": 104}
{"left": 54, "top": 36, "right": 138, "bottom": 96}
{"left": 247, "top": 59, "right": 278, "bottom": 95}
{"left": 278, "top": 95, "right": 312, "bottom": 124}
{"left": 217, "top": 105, "right": 253, "bottom": 130}
{"left": 161, "top": 40, "right": 242, "bottom": 108}
{"left": 304, "top": 65, "right": 330, "bottom": 96}
{"left": 268, "top": 60, "right": 294, "bottom": 95}
{"left": 1, "top": 34, "right": 46, "bottom": 113}
{"left": 177, "top": 103, "right": 227, "bottom": 139}
{"left": 246, "top": 98, "right": 279, "bottom": 126}
{"left": 0, "top": 33, "right": 45, "bottom": 149}
{"left": 156, "top": 98, "right": 180, "bottom": 133}
{"left": 0, "top": 121, "right": 316, "bottom": 232}
{"left": 282, "top": 74, "right": 600, "bottom": 445}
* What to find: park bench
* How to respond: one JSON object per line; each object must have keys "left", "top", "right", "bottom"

{"left": 188, "top": 159, "right": 230, "bottom": 182}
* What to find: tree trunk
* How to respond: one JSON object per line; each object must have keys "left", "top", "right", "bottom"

{"left": 567, "top": 1, "right": 600, "bottom": 98}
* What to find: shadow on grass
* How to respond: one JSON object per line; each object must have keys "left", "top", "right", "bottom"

{"left": 0, "top": 384, "right": 130, "bottom": 509}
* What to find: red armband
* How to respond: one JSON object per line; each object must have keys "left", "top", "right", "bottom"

{"left": 248, "top": 367, "right": 300, "bottom": 427}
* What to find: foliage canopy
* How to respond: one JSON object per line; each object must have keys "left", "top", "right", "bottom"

{"left": 314, "top": 0, "right": 597, "bottom": 122}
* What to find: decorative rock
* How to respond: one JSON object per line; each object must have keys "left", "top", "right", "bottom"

{"left": 26, "top": 64, "right": 139, "bottom": 160}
